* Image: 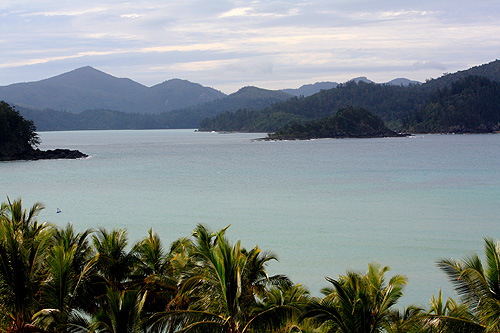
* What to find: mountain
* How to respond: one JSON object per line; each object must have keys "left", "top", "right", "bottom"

{"left": 199, "top": 60, "right": 500, "bottom": 134}
{"left": 281, "top": 82, "right": 338, "bottom": 97}
{"left": 422, "top": 59, "right": 500, "bottom": 90}
{"left": 153, "top": 86, "right": 293, "bottom": 128}
{"left": 404, "top": 75, "right": 500, "bottom": 133}
{"left": 0, "top": 67, "right": 225, "bottom": 114}
{"left": 140, "top": 79, "right": 225, "bottom": 113}
{"left": 16, "top": 86, "right": 293, "bottom": 131}
{"left": 0, "top": 67, "right": 146, "bottom": 113}
{"left": 199, "top": 81, "right": 428, "bottom": 132}
{"left": 386, "top": 78, "right": 421, "bottom": 86}
{"left": 281, "top": 78, "right": 420, "bottom": 97}
{"left": 349, "top": 77, "right": 374, "bottom": 84}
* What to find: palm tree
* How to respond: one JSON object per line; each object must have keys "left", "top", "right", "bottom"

{"left": 131, "top": 229, "right": 179, "bottom": 318}
{"left": 385, "top": 306, "right": 425, "bottom": 333}
{"left": 255, "top": 283, "right": 312, "bottom": 333}
{"left": 422, "top": 290, "right": 480, "bottom": 333}
{"left": 90, "top": 287, "right": 147, "bottom": 333}
{"left": 33, "top": 224, "right": 97, "bottom": 332}
{"left": 150, "top": 224, "right": 290, "bottom": 333}
{"left": 436, "top": 237, "right": 500, "bottom": 332}
{"left": 300, "top": 263, "right": 407, "bottom": 333}
{"left": 0, "top": 197, "right": 54, "bottom": 332}
{"left": 92, "top": 228, "right": 136, "bottom": 289}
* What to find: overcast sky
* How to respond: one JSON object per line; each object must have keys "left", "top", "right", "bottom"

{"left": 1, "top": 0, "right": 499, "bottom": 94}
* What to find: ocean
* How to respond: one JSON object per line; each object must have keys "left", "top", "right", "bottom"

{"left": 2, "top": 129, "right": 499, "bottom": 307}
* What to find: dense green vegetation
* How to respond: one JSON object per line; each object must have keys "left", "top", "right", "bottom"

{"left": 1, "top": 197, "right": 499, "bottom": 332}
{"left": 267, "top": 107, "right": 405, "bottom": 140}
{"left": 199, "top": 60, "right": 500, "bottom": 134}
{"left": 403, "top": 76, "right": 500, "bottom": 133}
{"left": 0, "top": 102, "right": 87, "bottom": 161}
{"left": 421, "top": 59, "right": 500, "bottom": 92}
{"left": 199, "top": 81, "right": 428, "bottom": 132}
{"left": 0, "top": 101, "right": 40, "bottom": 157}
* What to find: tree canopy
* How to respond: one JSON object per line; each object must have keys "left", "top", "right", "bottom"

{"left": 0, "top": 197, "right": 498, "bottom": 332}
{"left": 0, "top": 101, "right": 40, "bottom": 157}
{"left": 267, "top": 106, "right": 405, "bottom": 140}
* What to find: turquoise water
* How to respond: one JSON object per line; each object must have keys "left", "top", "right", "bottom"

{"left": 2, "top": 129, "right": 500, "bottom": 307}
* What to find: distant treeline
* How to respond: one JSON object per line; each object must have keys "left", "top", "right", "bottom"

{"left": 18, "top": 86, "right": 292, "bottom": 131}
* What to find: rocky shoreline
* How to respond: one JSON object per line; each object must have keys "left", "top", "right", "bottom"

{"left": 0, "top": 148, "right": 88, "bottom": 162}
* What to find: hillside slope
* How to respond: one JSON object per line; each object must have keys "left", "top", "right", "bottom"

{"left": 0, "top": 67, "right": 225, "bottom": 114}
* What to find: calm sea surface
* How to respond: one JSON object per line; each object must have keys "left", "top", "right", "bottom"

{"left": 2, "top": 129, "right": 500, "bottom": 306}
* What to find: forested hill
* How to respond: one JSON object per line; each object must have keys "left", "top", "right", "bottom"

{"left": 153, "top": 86, "right": 293, "bottom": 128}
{"left": 199, "top": 60, "right": 500, "bottom": 134}
{"left": 422, "top": 59, "right": 500, "bottom": 91}
{"left": 267, "top": 107, "right": 405, "bottom": 140}
{"left": 199, "top": 82, "right": 429, "bottom": 132}
{"left": 403, "top": 76, "right": 500, "bottom": 133}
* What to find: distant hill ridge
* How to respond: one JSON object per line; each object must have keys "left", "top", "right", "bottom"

{"left": 0, "top": 66, "right": 226, "bottom": 114}
{"left": 281, "top": 77, "right": 420, "bottom": 97}
{"left": 0, "top": 66, "right": 426, "bottom": 113}
{"left": 3, "top": 59, "right": 500, "bottom": 132}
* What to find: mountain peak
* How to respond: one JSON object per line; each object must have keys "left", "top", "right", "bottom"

{"left": 385, "top": 78, "right": 421, "bottom": 86}
{"left": 349, "top": 77, "right": 374, "bottom": 84}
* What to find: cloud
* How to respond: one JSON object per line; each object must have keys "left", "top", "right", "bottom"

{"left": 0, "top": 0, "right": 499, "bottom": 91}
{"left": 413, "top": 61, "right": 447, "bottom": 71}
{"left": 224, "top": 60, "right": 274, "bottom": 75}
{"left": 24, "top": 7, "right": 108, "bottom": 17}
{"left": 121, "top": 13, "right": 141, "bottom": 19}
{"left": 219, "top": 7, "right": 254, "bottom": 18}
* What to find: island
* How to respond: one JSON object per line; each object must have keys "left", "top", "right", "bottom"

{"left": 266, "top": 106, "right": 407, "bottom": 140}
{"left": 0, "top": 101, "right": 87, "bottom": 161}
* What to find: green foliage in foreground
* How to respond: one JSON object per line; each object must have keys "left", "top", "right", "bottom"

{"left": 0, "top": 197, "right": 498, "bottom": 332}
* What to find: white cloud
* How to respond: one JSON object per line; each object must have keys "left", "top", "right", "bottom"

{"left": 121, "top": 14, "right": 141, "bottom": 19}
{"left": 219, "top": 7, "right": 254, "bottom": 17}
{"left": 24, "top": 7, "right": 108, "bottom": 17}
{"left": 0, "top": 0, "right": 499, "bottom": 91}
{"left": 413, "top": 61, "right": 447, "bottom": 71}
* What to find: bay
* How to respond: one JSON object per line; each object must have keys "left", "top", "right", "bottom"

{"left": 2, "top": 129, "right": 500, "bottom": 307}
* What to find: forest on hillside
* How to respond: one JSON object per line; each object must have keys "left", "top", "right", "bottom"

{"left": 266, "top": 106, "right": 405, "bottom": 140}
{"left": 199, "top": 82, "right": 429, "bottom": 132}
{"left": 11, "top": 60, "right": 500, "bottom": 135}
{"left": 199, "top": 75, "right": 500, "bottom": 135}
{"left": 0, "top": 197, "right": 497, "bottom": 332}
{"left": 403, "top": 76, "right": 500, "bottom": 133}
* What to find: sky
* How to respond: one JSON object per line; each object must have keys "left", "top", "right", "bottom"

{"left": 0, "top": 0, "right": 499, "bottom": 94}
